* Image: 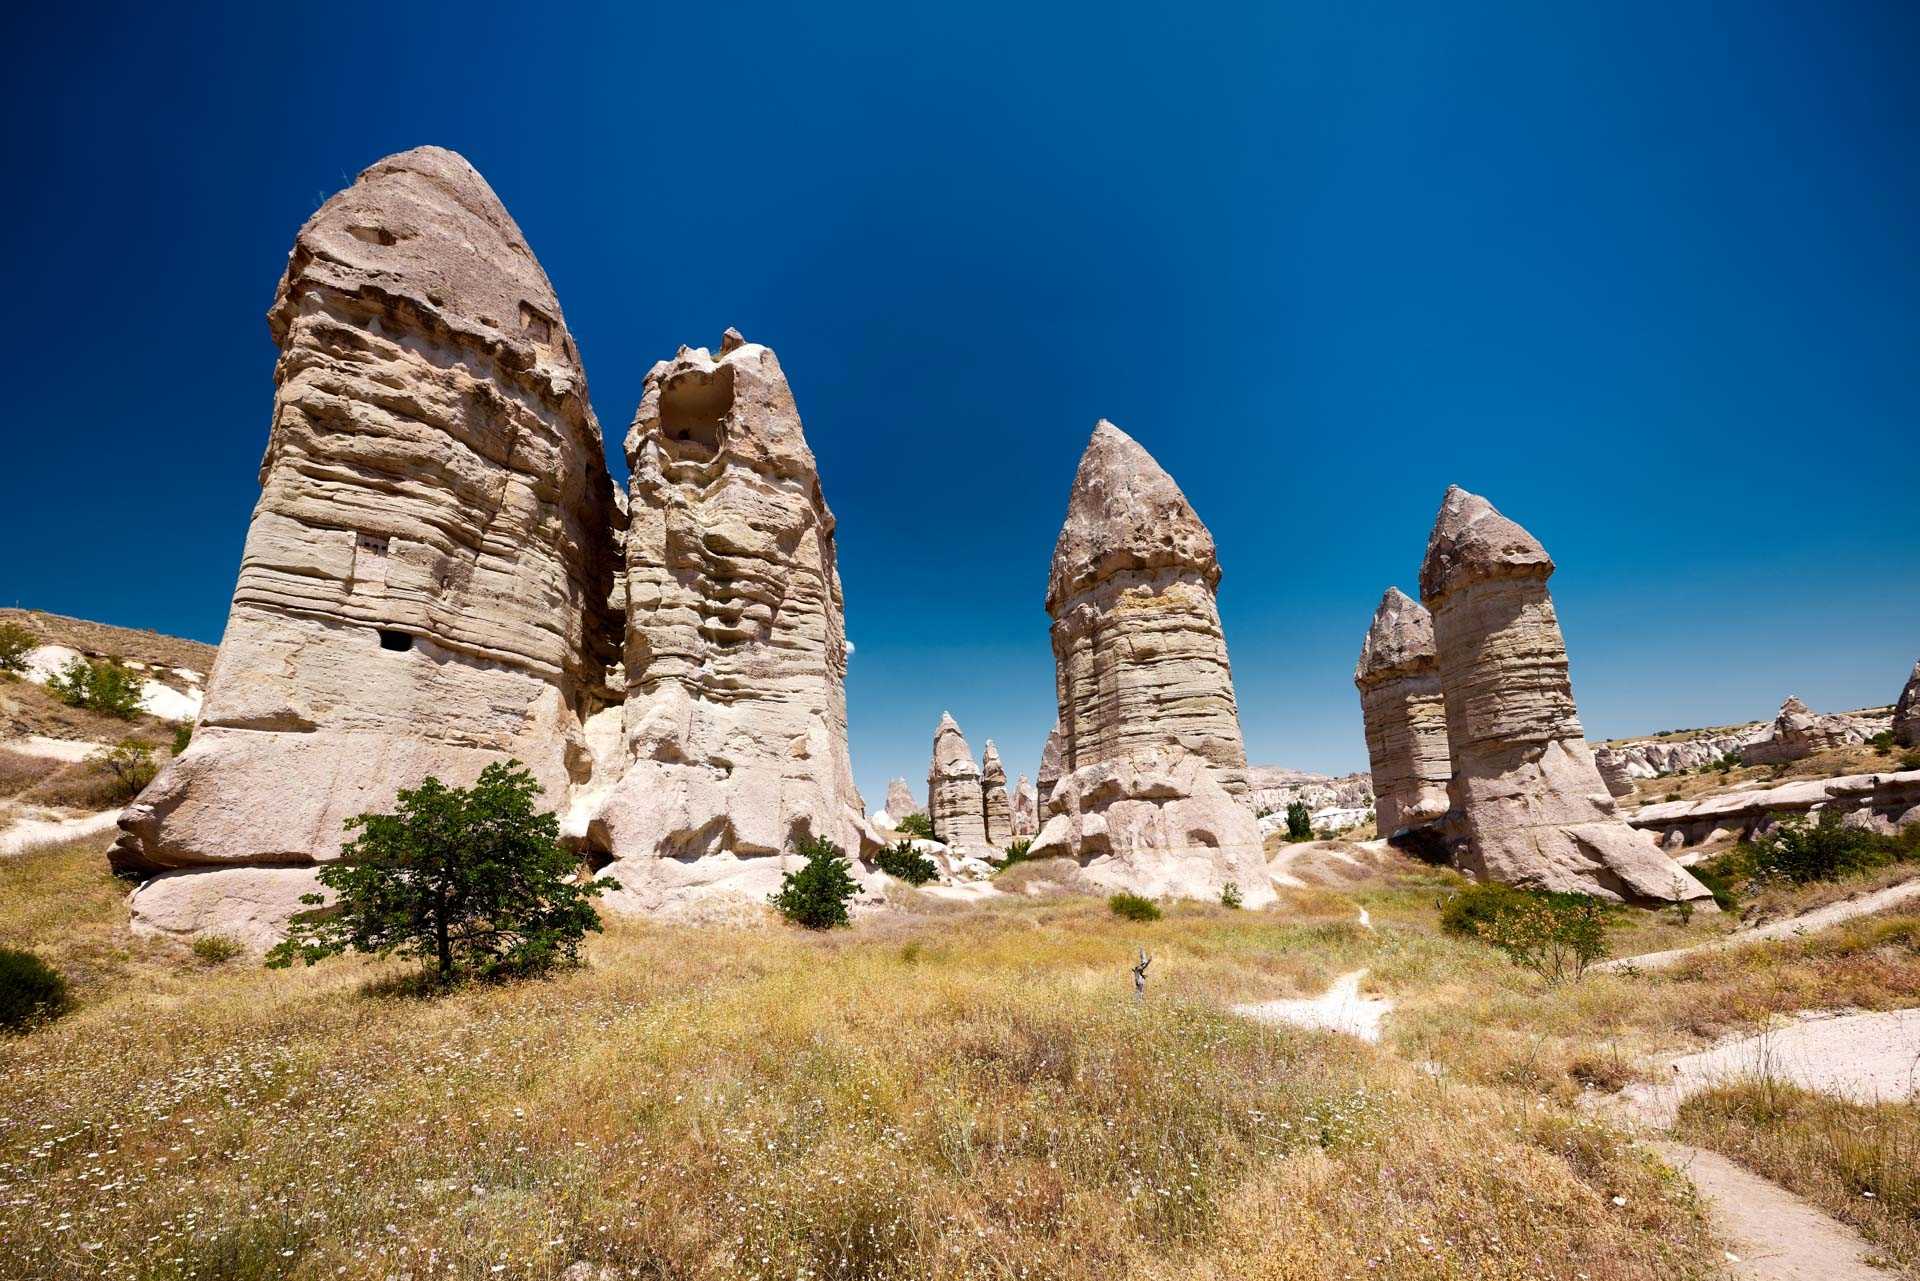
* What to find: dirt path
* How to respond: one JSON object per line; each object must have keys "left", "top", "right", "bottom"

{"left": 0, "top": 808, "right": 121, "bottom": 856}
{"left": 1231, "top": 969, "right": 1393, "bottom": 1043}
{"left": 1597, "top": 878, "right": 1920, "bottom": 973}
{"left": 1650, "top": 1142, "right": 1896, "bottom": 1279}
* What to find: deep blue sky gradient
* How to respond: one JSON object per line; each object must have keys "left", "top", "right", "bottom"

{"left": 3, "top": 2, "right": 1915, "bottom": 808}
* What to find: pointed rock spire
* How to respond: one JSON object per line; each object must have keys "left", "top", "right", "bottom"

{"left": 1046, "top": 420, "right": 1220, "bottom": 613}
{"left": 1418, "top": 486, "right": 1554, "bottom": 605}
{"left": 1354, "top": 587, "right": 1436, "bottom": 687}
{"left": 1353, "top": 588, "right": 1449, "bottom": 834}
{"left": 928, "top": 713, "right": 988, "bottom": 849}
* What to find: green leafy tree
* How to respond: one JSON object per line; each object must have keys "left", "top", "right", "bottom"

{"left": 1443, "top": 883, "right": 1613, "bottom": 985}
{"left": 267, "top": 761, "right": 613, "bottom": 983}
{"left": 1740, "top": 810, "right": 1887, "bottom": 885}
{"left": 875, "top": 839, "right": 938, "bottom": 885}
{"left": 894, "top": 811, "right": 935, "bottom": 840}
{"left": 770, "top": 834, "right": 859, "bottom": 928}
{"left": 1284, "top": 800, "right": 1313, "bottom": 842}
{"left": 46, "top": 656, "right": 143, "bottom": 718}
{"left": 93, "top": 738, "right": 157, "bottom": 800}
{"left": 0, "top": 622, "right": 36, "bottom": 675}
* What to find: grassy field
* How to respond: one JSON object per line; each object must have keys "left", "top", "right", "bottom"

{"left": 3, "top": 834, "right": 1917, "bottom": 1280}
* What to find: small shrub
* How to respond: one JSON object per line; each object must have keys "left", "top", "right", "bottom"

{"left": 1108, "top": 892, "right": 1161, "bottom": 922}
{"left": 46, "top": 656, "right": 143, "bottom": 718}
{"left": 92, "top": 738, "right": 157, "bottom": 801}
{"left": 1219, "top": 881, "right": 1243, "bottom": 909}
{"left": 1869, "top": 730, "right": 1896, "bottom": 754}
{"left": 1443, "top": 883, "right": 1613, "bottom": 984}
{"left": 771, "top": 834, "right": 858, "bottom": 929}
{"left": 1743, "top": 810, "right": 1887, "bottom": 885}
{"left": 1664, "top": 790, "right": 1682, "bottom": 803}
{"left": 190, "top": 934, "right": 244, "bottom": 965}
{"left": 992, "top": 836, "right": 1035, "bottom": 872}
{"left": 1901, "top": 749, "right": 1920, "bottom": 771}
{"left": 171, "top": 723, "right": 193, "bottom": 756}
{"left": 1688, "top": 859, "right": 1740, "bottom": 911}
{"left": 1284, "top": 801, "right": 1313, "bottom": 842}
{"left": 0, "top": 622, "right": 36, "bottom": 674}
{"left": 874, "top": 839, "right": 937, "bottom": 886}
{"left": 0, "top": 948, "right": 68, "bottom": 1031}
{"left": 894, "top": 811, "right": 935, "bottom": 840}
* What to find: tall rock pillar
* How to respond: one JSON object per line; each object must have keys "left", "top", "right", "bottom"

{"left": 1353, "top": 588, "right": 1451, "bottom": 835}
{"left": 587, "top": 331, "right": 878, "bottom": 914}
{"left": 1419, "top": 486, "right": 1710, "bottom": 906}
{"left": 114, "top": 147, "right": 622, "bottom": 944}
{"left": 1030, "top": 421, "right": 1271, "bottom": 905}
{"left": 980, "top": 740, "right": 1013, "bottom": 847}
{"left": 929, "top": 712, "right": 990, "bottom": 850}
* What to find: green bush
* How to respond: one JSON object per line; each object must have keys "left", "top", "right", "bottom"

{"left": 93, "top": 738, "right": 157, "bottom": 801}
{"left": 0, "top": 622, "right": 36, "bottom": 675}
{"left": 1742, "top": 810, "right": 1888, "bottom": 885}
{"left": 1219, "top": 881, "right": 1243, "bottom": 909}
{"left": 171, "top": 723, "right": 193, "bottom": 756}
{"left": 992, "top": 836, "right": 1035, "bottom": 872}
{"left": 46, "top": 656, "right": 143, "bottom": 718}
{"left": 0, "top": 948, "right": 69, "bottom": 1031}
{"left": 1284, "top": 801, "right": 1313, "bottom": 842}
{"left": 1108, "top": 892, "right": 1162, "bottom": 922}
{"left": 893, "top": 812, "right": 935, "bottom": 840}
{"left": 190, "top": 934, "right": 244, "bottom": 965}
{"left": 1687, "top": 859, "right": 1740, "bottom": 911}
{"left": 1901, "top": 749, "right": 1920, "bottom": 771}
{"left": 267, "top": 761, "right": 613, "bottom": 983}
{"left": 874, "top": 839, "right": 938, "bottom": 886}
{"left": 1443, "top": 883, "right": 1613, "bottom": 984}
{"left": 1868, "top": 729, "right": 1896, "bottom": 753}
{"left": 770, "top": 834, "right": 858, "bottom": 929}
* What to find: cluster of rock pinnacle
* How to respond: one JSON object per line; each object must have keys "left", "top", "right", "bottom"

{"left": 115, "top": 144, "right": 1817, "bottom": 940}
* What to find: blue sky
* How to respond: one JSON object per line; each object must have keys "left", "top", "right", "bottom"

{"left": 3, "top": 2, "right": 1915, "bottom": 809}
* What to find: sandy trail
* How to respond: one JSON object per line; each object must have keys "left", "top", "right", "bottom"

{"left": 1650, "top": 1142, "right": 1896, "bottom": 1280}
{"left": 0, "top": 808, "right": 122, "bottom": 856}
{"left": 1232, "top": 969, "right": 1392, "bottom": 1043}
{"left": 1597, "top": 878, "right": 1920, "bottom": 973}
{"left": 6, "top": 735, "right": 101, "bottom": 762}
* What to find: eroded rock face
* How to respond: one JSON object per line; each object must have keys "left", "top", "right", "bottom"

{"left": 114, "top": 147, "right": 622, "bottom": 937}
{"left": 1744, "top": 696, "right": 1874, "bottom": 765}
{"left": 928, "top": 712, "right": 989, "bottom": 850}
{"left": 584, "top": 332, "right": 878, "bottom": 915}
{"left": 980, "top": 740, "right": 1013, "bottom": 847}
{"left": 1419, "top": 486, "right": 1709, "bottom": 905}
{"left": 1899, "top": 662, "right": 1920, "bottom": 748}
{"left": 1033, "top": 422, "right": 1269, "bottom": 905}
{"left": 1036, "top": 724, "right": 1063, "bottom": 816}
{"left": 1353, "top": 588, "right": 1451, "bottom": 835}
{"left": 1010, "top": 775, "right": 1038, "bottom": 837}
{"left": 884, "top": 778, "right": 925, "bottom": 822}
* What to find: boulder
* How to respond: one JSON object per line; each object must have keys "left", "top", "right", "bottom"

{"left": 1352, "top": 587, "right": 1451, "bottom": 834}
{"left": 980, "top": 740, "right": 1013, "bottom": 847}
{"left": 1419, "top": 486, "right": 1710, "bottom": 906}
{"left": 113, "top": 147, "right": 623, "bottom": 939}
{"left": 584, "top": 332, "right": 880, "bottom": 915}
{"left": 928, "top": 712, "right": 989, "bottom": 850}
{"left": 1035, "top": 421, "right": 1269, "bottom": 905}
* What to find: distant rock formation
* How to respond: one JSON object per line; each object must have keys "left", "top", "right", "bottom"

{"left": 1036, "top": 724, "right": 1063, "bottom": 816}
{"left": 1031, "top": 422, "right": 1271, "bottom": 905}
{"left": 1419, "top": 486, "right": 1710, "bottom": 906}
{"left": 115, "top": 147, "right": 623, "bottom": 939}
{"left": 1632, "top": 769, "right": 1920, "bottom": 850}
{"left": 1353, "top": 588, "right": 1451, "bottom": 835}
{"left": 1010, "top": 775, "right": 1038, "bottom": 837}
{"left": 1744, "top": 695, "right": 1875, "bottom": 765}
{"left": 980, "top": 740, "right": 1013, "bottom": 847}
{"left": 884, "top": 778, "right": 925, "bottom": 822}
{"left": 1243, "top": 766, "right": 1374, "bottom": 816}
{"left": 1899, "top": 662, "right": 1920, "bottom": 748}
{"left": 1594, "top": 728, "right": 1763, "bottom": 797}
{"left": 582, "top": 331, "right": 879, "bottom": 915}
{"left": 928, "top": 712, "right": 989, "bottom": 850}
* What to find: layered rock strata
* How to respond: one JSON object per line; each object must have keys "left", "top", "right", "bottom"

{"left": 1743, "top": 696, "right": 1875, "bottom": 765}
{"left": 1353, "top": 588, "right": 1451, "bottom": 835}
{"left": 581, "top": 331, "right": 878, "bottom": 916}
{"left": 1900, "top": 662, "right": 1920, "bottom": 748}
{"left": 115, "top": 147, "right": 622, "bottom": 938}
{"left": 1244, "top": 767, "right": 1375, "bottom": 816}
{"left": 980, "top": 740, "right": 1013, "bottom": 846}
{"left": 1036, "top": 725, "right": 1063, "bottom": 816}
{"left": 1419, "top": 486, "right": 1710, "bottom": 906}
{"left": 1631, "top": 770, "right": 1920, "bottom": 850}
{"left": 1031, "top": 422, "right": 1271, "bottom": 905}
{"left": 928, "top": 713, "right": 989, "bottom": 850}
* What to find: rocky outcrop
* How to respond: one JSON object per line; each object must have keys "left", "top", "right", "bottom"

{"left": 581, "top": 331, "right": 878, "bottom": 916}
{"left": 1036, "top": 724, "right": 1063, "bottom": 816}
{"left": 1353, "top": 588, "right": 1450, "bottom": 835}
{"left": 928, "top": 712, "right": 989, "bottom": 850}
{"left": 980, "top": 740, "right": 1013, "bottom": 847}
{"left": 1031, "top": 422, "right": 1270, "bottom": 905}
{"left": 1899, "top": 662, "right": 1920, "bottom": 748}
{"left": 1420, "top": 486, "right": 1709, "bottom": 906}
{"left": 1744, "top": 696, "right": 1876, "bottom": 765}
{"left": 884, "top": 778, "right": 925, "bottom": 823}
{"left": 1011, "top": 775, "right": 1038, "bottom": 837}
{"left": 1244, "top": 767, "right": 1375, "bottom": 816}
{"left": 1631, "top": 770, "right": 1920, "bottom": 850}
{"left": 114, "top": 147, "right": 622, "bottom": 938}
{"left": 1594, "top": 728, "right": 1761, "bottom": 797}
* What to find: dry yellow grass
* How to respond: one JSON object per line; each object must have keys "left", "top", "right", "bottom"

{"left": 7, "top": 833, "right": 1917, "bottom": 1279}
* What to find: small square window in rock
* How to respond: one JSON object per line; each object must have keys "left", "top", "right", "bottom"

{"left": 377, "top": 629, "right": 413, "bottom": 652}
{"left": 518, "top": 302, "right": 554, "bottom": 344}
